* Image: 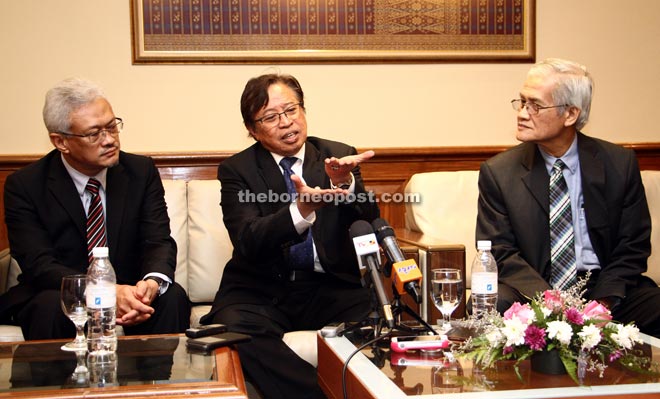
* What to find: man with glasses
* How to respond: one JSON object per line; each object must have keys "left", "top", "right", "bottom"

{"left": 476, "top": 58, "right": 660, "bottom": 337}
{"left": 1, "top": 77, "right": 190, "bottom": 340}
{"left": 200, "top": 73, "right": 380, "bottom": 398}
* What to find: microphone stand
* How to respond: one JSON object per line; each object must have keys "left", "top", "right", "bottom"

{"left": 389, "top": 288, "right": 438, "bottom": 335}
{"left": 339, "top": 264, "right": 386, "bottom": 340}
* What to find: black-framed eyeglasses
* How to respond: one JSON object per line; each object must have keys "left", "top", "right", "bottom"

{"left": 254, "top": 104, "right": 303, "bottom": 127}
{"left": 511, "top": 99, "right": 569, "bottom": 115}
{"left": 56, "top": 118, "right": 123, "bottom": 144}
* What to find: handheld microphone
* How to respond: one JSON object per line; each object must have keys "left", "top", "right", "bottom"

{"left": 372, "top": 218, "right": 423, "bottom": 304}
{"left": 349, "top": 220, "right": 395, "bottom": 329}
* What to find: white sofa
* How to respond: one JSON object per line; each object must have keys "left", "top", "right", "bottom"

{"left": 404, "top": 170, "right": 660, "bottom": 291}
{"left": 0, "top": 179, "right": 318, "bottom": 367}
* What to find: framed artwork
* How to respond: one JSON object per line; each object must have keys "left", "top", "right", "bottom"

{"left": 131, "top": 0, "right": 535, "bottom": 64}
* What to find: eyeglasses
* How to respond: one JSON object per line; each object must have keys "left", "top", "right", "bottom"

{"left": 254, "top": 103, "right": 303, "bottom": 127}
{"left": 511, "top": 99, "right": 569, "bottom": 115}
{"left": 56, "top": 118, "right": 123, "bottom": 144}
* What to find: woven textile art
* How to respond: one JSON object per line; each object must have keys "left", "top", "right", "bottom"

{"left": 133, "top": 0, "right": 534, "bottom": 62}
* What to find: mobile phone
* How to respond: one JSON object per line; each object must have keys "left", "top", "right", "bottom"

{"left": 390, "top": 351, "right": 446, "bottom": 366}
{"left": 390, "top": 335, "right": 450, "bottom": 353}
{"left": 320, "top": 322, "right": 345, "bottom": 338}
{"left": 186, "top": 332, "right": 252, "bottom": 352}
{"left": 185, "top": 323, "right": 227, "bottom": 338}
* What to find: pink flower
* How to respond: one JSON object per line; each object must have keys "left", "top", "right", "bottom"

{"left": 583, "top": 301, "right": 612, "bottom": 327}
{"left": 503, "top": 346, "right": 514, "bottom": 355}
{"left": 609, "top": 350, "right": 622, "bottom": 362}
{"left": 565, "top": 308, "right": 584, "bottom": 325}
{"left": 543, "top": 290, "right": 563, "bottom": 310}
{"left": 503, "top": 302, "right": 535, "bottom": 325}
{"left": 524, "top": 325, "right": 547, "bottom": 351}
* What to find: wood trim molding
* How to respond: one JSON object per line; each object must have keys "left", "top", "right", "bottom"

{"left": 1, "top": 143, "right": 660, "bottom": 250}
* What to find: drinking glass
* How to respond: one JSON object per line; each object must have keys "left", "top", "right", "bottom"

{"left": 430, "top": 268, "right": 464, "bottom": 332}
{"left": 60, "top": 274, "right": 88, "bottom": 351}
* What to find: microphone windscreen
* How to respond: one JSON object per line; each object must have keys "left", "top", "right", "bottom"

{"left": 349, "top": 220, "right": 374, "bottom": 239}
{"left": 372, "top": 218, "right": 395, "bottom": 241}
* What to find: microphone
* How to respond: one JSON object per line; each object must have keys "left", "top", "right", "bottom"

{"left": 349, "top": 220, "right": 395, "bottom": 329}
{"left": 372, "top": 218, "right": 423, "bottom": 304}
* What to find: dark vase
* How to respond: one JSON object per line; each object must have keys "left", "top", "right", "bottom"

{"left": 530, "top": 349, "right": 567, "bottom": 375}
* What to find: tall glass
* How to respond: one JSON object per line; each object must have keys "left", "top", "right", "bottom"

{"left": 430, "top": 268, "right": 464, "bottom": 332}
{"left": 60, "top": 274, "right": 88, "bottom": 351}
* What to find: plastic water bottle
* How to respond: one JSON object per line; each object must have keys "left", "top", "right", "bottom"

{"left": 88, "top": 352, "right": 118, "bottom": 387}
{"left": 470, "top": 240, "right": 498, "bottom": 318}
{"left": 86, "top": 247, "right": 117, "bottom": 354}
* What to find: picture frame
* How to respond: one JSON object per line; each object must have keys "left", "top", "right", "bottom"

{"left": 130, "top": 0, "right": 535, "bottom": 64}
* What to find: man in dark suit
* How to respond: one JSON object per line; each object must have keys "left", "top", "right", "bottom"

{"left": 476, "top": 58, "right": 660, "bottom": 337}
{"left": 200, "top": 73, "right": 380, "bottom": 398}
{"left": 2, "top": 77, "right": 190, "bottom": 340}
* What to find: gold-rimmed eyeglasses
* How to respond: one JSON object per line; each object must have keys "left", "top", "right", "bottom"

{"left": 56, "top": 118, "right": 123, "bottom": 144}
{"left": 511, "top": 99, "right": 569, "bottom": 115}
{"left": 254, "top": 104, "right": 303, "bottom": 127}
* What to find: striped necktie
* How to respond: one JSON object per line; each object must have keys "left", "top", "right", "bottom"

{"left": 549, "top": 159, "right": 577, "bottom": 290}
{"left": 279, "top": 157, "right": 314, "bottom": 271}
{"left": 86, "top": 178, "right": 107, "bottom": 265}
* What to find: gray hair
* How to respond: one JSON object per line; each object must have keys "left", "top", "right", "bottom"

{"left": 528, "top": 58, "right": 594, "bottom": 130}
{"left": 42, "top": 78, "right": 106, "bottom": 133}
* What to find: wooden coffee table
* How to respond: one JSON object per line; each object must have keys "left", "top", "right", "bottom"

{"left": 0, "top": 334, "right": 247, "bottom": 398}
{"left": 318, "top": 331, "right": 660, "bottom": 399}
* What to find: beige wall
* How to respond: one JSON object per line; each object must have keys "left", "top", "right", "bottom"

{"left": 1, "top": 0, "right": 659, "bottom": 155}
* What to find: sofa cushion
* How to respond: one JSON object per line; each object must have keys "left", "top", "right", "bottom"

{"left": 162, "top": 179, "right": 189, "bottom": 293}
{"left": 186, "top": 180, "right": 233, "bottom": 304}
{"left": 405, "top": 171, "right": 479, "bottom": 287}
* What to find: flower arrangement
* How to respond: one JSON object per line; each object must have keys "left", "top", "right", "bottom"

{"left": 458, "top": 275, "right": 659, "bottom": 384}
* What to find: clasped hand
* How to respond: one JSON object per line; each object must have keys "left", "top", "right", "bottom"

{"left": 115, "top": 279, "right": 160, "bottom": 326}
{"left": 290, "top": 150, "right": 375, "bottom": 218}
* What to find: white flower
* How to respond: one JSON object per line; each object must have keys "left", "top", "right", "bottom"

{"left": 578, "top": 324, "right": 601, "bottom": 350}
{"left": 547, "top": 320, "right": 573, "bottom": 345}
{"left": 485, "top": 328, "right": 504, "bottom": 346}
{"left": 541, "top": 306, "right": 553, "bottom": 318}
{"left": 502, "top": 318, "right": 527, "bottom": 347}
{"left": 611, "top": 324, "right": 641, "bottom": 349}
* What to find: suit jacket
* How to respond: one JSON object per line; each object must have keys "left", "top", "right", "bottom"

{"left": 204, "top": 137, "right": 380, "bottom": 312}
{"left": 476, "top": 132, "right": 652, "bottom": 301}
{"left": 1, "top": 149, "right": 176, "bottom": 315}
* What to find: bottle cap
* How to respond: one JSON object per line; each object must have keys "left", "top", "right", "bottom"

{"left": 477, "top": 240, "right": 491, "bottom": 250}
{"left": 92, "top": 247, "right": 109, "bottom": 257}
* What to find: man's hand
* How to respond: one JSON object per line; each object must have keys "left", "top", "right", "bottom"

{"left": 324, "top": 150, "right": 375, "bottom": 186}
{"left": 290, "top": 174, "right": 347, "bottom": 217}
{"left": 115, "top": 280, "right": 159, "bottom": 326}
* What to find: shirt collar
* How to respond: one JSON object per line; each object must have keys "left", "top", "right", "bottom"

{"left": 271, "top": 144, "right": 306, "bottom": 168}
{"left": 60, "top": 153, "right": 108, "bottom": 196}
{"left": 539, "top": 135, "right": 579, "bottom": 175}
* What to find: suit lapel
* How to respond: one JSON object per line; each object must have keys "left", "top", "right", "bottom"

{"left": 302, "top": 142, "right": 326, "bottom": 189}
{"left": 578, "top": 133, "right": 608, "bottom": 229}
{"left": 521, "top": 143, "right": 550, "bottom": 215}
{"left": 106, "top": 160, "right": 129, "bottom": 256}
{"left": 47, "top": 153, "right": 86, "bottom": 238}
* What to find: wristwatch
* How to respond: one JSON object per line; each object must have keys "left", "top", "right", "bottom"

{"left": 332, "top": 173, "right": 353, "bottom": 190}
{"left": 145, "top": 276, "right": 167, "bottom": 296}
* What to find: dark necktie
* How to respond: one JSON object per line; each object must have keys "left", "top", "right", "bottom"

{"left": 549, "top": 159, "right": 577, "bottom": 289}
{"left": 86, "top": 178, "right": 107, "bottom": 265}
{"left": 279, "top": 157, "right": 314, "bottom": 271}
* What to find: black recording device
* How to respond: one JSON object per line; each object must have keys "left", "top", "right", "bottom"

{"left": 186, "top": 332, "right": 252, "bottom": 352}
{"left": 185, "top": 323, "right": 228, "bottom": 338}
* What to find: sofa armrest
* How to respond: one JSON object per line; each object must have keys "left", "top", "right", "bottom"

{"left": 394, "top": 228, "right": 466, "bottom": 323}
{"left": 0, "top": 248, "right": 10, "bottom": 294}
